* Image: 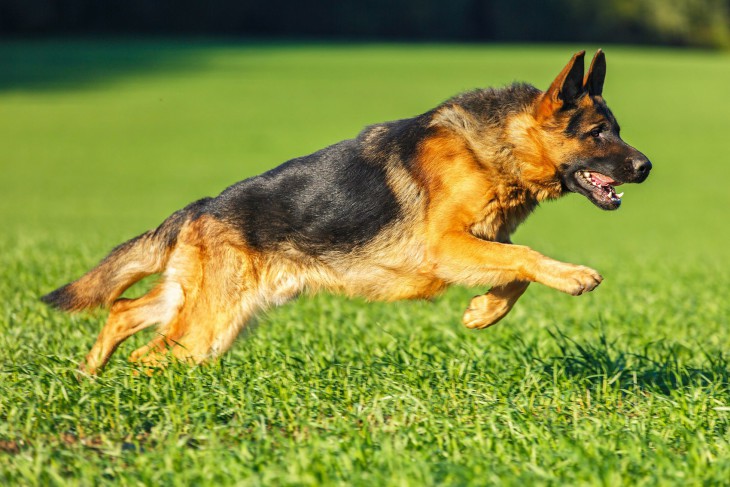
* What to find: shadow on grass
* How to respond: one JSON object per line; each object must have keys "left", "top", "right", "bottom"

{"left": 0, "top": 39, "right": 219, "bottom": 92}
{"left": 531, "top": 329, "right": 730, "bottom": 395}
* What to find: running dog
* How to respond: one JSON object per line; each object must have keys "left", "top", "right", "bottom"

{"left": 42, "top": 50, "right": 652, "bottom": 374}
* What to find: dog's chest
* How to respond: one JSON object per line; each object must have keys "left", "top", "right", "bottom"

{"left": 470, "top": 190, "right": 537, "bottom": 243}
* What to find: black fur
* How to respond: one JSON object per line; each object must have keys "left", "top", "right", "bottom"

{"left": 561, "top": 95, "right": 651, "bottom": 210}
{"left": 374, "top": 113, "right": 433, "bottom": 168}
{"left": 156, "top": 197, "right": 213, "bottom": 246}
{"left": 447, "top": 83, "right": 541, "bottom": 124}
{"left": 212, "top": 138, "right": 401, "bottom": 254}
{"left": 565, "top": 109, "right": 584, "bottom": 138}
{"left": 560, "top": 55, "right": 586, "bottom": 105}
{"left": 593, "top": 99, "right": 620, "bottom": 133}
{"left": 585, "top": 51, "right": 606, "bottom": 97}
{"left": 563, "top": 97, "right": 621, "bottom": 139}
{"left": 40, "top": 282, "right": 81, "bottom": 310}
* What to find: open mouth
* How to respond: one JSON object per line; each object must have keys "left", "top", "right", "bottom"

{"left": 574, "top": 170, "right": 624, "bottom": 210}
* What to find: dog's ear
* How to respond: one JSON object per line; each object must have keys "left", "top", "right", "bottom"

{"left": 536, "top": 50, "right": 585, "bottom": 119}
{"left": 584, "top": 49, "right": 606, "bottom": 97}
{"left": 548, "top": 50, "right": 585, "bottom": 104}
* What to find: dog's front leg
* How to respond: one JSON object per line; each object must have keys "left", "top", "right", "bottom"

{"left": 432, "top": 232, "right": 603, "bottom": 295}
{"left": 462, "top": 280, "right": 530, "bottom": 329}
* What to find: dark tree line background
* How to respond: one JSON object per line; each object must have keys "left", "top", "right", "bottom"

{"left": 2, "top": 0, "right": 729, "bottom": 48}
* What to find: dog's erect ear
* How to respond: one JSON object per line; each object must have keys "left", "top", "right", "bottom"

{"left": 584, "top": 49, "right": 606, "bottom": 97}
{"left": 536, "top": 51, "right": 585, "bottom": 119}
{"left": 548, "top": 50, "right": 585, "bottom": 105}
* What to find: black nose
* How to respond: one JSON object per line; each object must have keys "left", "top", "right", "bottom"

{"left": 631, "top": 157, "right": 652, "bottom": 181}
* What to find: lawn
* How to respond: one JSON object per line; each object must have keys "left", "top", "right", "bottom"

{"left": 1, "top": 40, "right": 730, "bottom": 485}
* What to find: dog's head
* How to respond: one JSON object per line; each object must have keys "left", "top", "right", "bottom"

{"left": 533, "top": 50, "right": 652, "bottom": 210}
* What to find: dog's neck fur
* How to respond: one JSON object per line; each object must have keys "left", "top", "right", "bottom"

{"left": 430, "top": 84, "right": 565, "bottom": 204}
{"left": 424, "top": 84, "right": 570, "bottom": 243}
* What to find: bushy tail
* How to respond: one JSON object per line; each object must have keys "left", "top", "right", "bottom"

{"left": 41, "top": 202, "right": 200, "bottom": 312}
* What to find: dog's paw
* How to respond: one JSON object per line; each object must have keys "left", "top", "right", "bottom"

{"left": 462, "top": 294, "right": 511, "bottom": 329}
{"left": 77, "top": 359, "right": 99, "bottom": 378}
{"left": 537, "top": 261, "right": 603, "bottom": 296}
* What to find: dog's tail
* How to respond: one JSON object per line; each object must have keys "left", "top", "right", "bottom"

{"left": 41, "top": 199, "right": 209, "bottom": 312}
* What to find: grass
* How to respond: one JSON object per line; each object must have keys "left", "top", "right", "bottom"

{"left": 1, "top": 39, "right": 730, "bottom": 485}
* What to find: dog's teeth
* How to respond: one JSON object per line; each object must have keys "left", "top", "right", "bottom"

{"left": 616, "top": 192, "right": 624, "bottom": 198}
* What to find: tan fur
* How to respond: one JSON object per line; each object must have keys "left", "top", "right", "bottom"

{"left": 411, "top": 129, "right": 601, "bottom": 295}
{"left": 55, "top": 234, "right": 173, "bottom": 312}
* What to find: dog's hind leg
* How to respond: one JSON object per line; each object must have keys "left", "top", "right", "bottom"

{"left": 128, "top": 222, "right": 303, "bottom": 369}
{"left": 128, "top": 302, "right": 261, "bottom": 370}
{"left": 129, "top": 277, "right": 274, "bottom": 368}
{"left": 160, "top": 262, "right": 304, "bottom": 365}
{"left": 167, "top": 294, "right": 265, "bottom": 365}
{"left": 462, "top": 280, "right": 530, "bottom": 329}
{"left": 80, "top": 282, "right": 183, "bottom": 375}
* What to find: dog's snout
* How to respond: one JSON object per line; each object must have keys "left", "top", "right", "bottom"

{"left": 630, "top": 156, "right": 652, "bottom": 182}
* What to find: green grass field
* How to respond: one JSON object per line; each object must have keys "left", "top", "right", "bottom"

{"left": 2, "top": 40, "right": 730, "bottom": 485}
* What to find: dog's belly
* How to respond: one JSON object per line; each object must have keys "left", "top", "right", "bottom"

{"left": 337, "top": 265, "right": 447, "bottom": 302}
{"left": 376, "top": 274, "right": 446, "bottom": 301}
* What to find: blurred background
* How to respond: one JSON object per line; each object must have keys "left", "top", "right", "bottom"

{"left": 2, "top": 0, "right": 730, "bottom": 47}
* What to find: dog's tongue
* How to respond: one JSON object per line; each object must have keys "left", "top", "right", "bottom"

{"left": 591, "top": 172, "right": 618, "bottom": 186}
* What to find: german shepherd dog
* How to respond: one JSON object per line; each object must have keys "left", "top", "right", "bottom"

{"left": 42, "top": 50, "right": 651, "bottom": 375}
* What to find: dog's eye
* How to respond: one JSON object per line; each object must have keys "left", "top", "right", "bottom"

{"left": 589, "top": 128, "right": 602, "bottom": 138}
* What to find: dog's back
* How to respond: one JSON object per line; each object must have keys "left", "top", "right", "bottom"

{"left": 213, "top": 138, "right": 402, "bottom": 254}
